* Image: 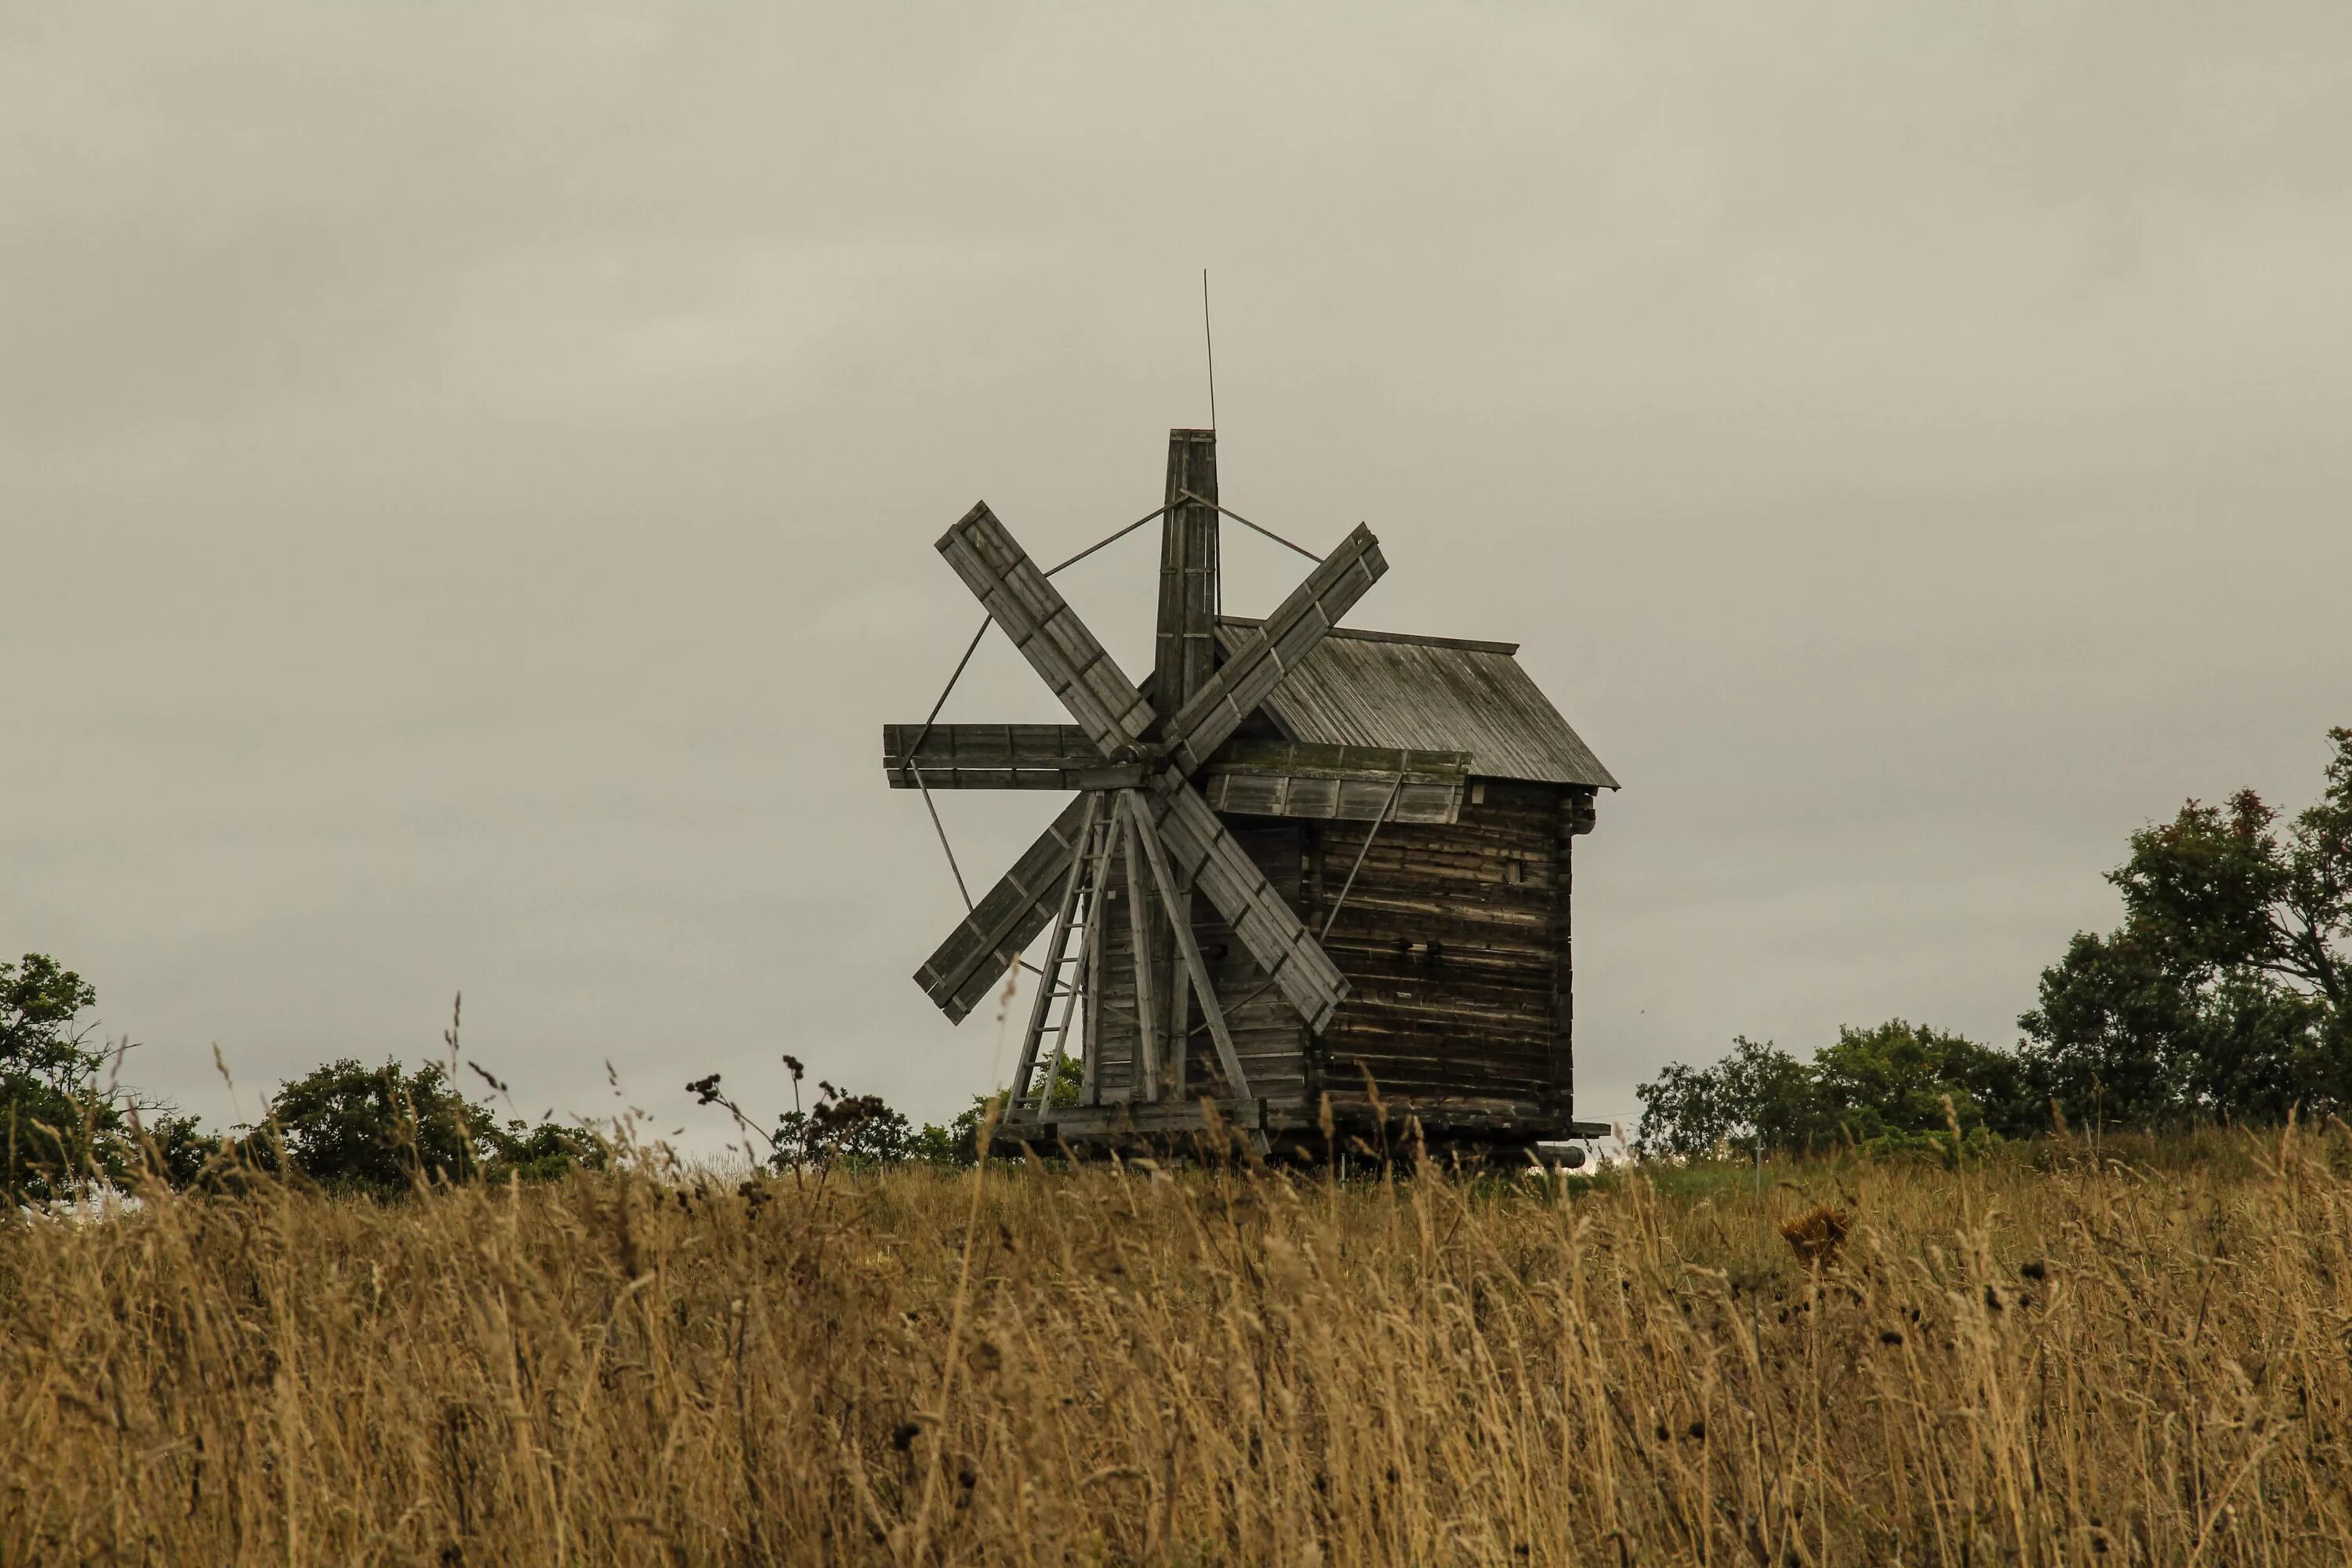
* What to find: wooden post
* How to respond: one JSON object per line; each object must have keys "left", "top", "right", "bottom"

{"left": 1131, "top": 797, "right": 1250, "bottom": 1102}
{"left": 1116, "top": 793, "right": 1161, "bottom": 1103}
{"left": 1081, "top": 811, "right": 1116, "bottom": 1108}
{"left": 1167, "top": 956, "right": 1191, "bottom": 1102}
{"left": 1154, "top": 429, "right": 1221, "bottom": 713}
{"left": 1152, "top": 429, "right": 1218, "bottom": 1109}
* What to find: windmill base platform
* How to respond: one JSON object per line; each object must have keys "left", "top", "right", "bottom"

{"left": 996, "top": 1092, "right": 1613, "bottom": 1163}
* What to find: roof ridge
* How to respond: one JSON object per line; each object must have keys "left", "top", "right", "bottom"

{"left": 1216, "top": 614, "right": 1520, "bottom": 658}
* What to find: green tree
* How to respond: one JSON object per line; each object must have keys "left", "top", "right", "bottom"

{"left": 1813, "top": 1020, "right": 2038, "bottom": 1142}
{"left": 1635, "top": 1024, "right": 2031, "bottom": 1159}
{"left": 0, "top": 954, "right": 228, "bottom": 1197}
{"left": 0, "top": 954, "right": 160, "bottom": 1199}
{"left": 252, "top": 1058, "right": 595, "bottom": 1196}
{"left": 921, "top": 1055, "right": 1081, "bottom": 1166}
{"left": 1634, "top": 1036, "right": 1824, "bottom": 1158}
{"left": 2021, "top": 728, "right": 2352, "bottom": 1127}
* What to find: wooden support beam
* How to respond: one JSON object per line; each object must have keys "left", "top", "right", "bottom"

{"left": 1154, "top": 429, "right": 1220, "bottom": 716}
{"left": 1153, "top": 784, "right": 1348, "bottom": 1033}
{"left": 1082, "top": 814, "right": 1112, "bottom": 1109}
{"left": 884, "top": 724, "right": 1145, "bottom": 791}
{"left": 1116, "top": 793, "right": 1162, "bottom": 1103}
{"left": 1128, "top": 795, "right": 1250, "bottom": 1102}
{"left": 1167, "top": 943, "right": 1191, "bottom": 1102}
{"left": 1008, "top": 793, "right": 1099, "bottom": 1110}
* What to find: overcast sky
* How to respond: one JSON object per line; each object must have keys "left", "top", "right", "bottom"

{"left": 5, "top": 2, "right": 2348, "bottom": 1144}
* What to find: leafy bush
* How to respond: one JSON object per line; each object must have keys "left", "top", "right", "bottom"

{"left": 246, "top": 1057, "right": 601, "bottom": 1196}
{"left": 1633, "top": 1036, "right": 1824, "bottom": 1159}
{"left": 1635, "top": 1022, "right": 2026, "bottom": 1159}
{"left": 774, "top": 1086, "right": 920, "bottom": 1170}
{"left": 686, "top": 1054, "right": 1081, "bottom": 1172}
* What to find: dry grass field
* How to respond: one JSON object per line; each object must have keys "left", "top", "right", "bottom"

{"left": 8, "top": 1123, "right": 2352, "bottom": 1566}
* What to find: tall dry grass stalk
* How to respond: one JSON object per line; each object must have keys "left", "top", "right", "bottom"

{"left": 7, "top": 1126, "right": 2352, "bottom": 1565}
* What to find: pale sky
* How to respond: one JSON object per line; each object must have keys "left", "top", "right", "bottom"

{"left": 5, "top": 2, "right": 2348, "bottom": 1143}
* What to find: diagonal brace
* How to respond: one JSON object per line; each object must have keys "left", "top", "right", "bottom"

{"left": 1126, "top": 793, "right": 1250, "bottom": 1102}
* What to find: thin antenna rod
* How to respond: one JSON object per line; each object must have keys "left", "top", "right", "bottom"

{"left": 1201, "top": 268, "right": 1217, "bottom": 431}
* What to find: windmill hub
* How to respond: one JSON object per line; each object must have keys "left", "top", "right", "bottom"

{"left": 884, "top": 427, "right": 1619, "bottom": 1159}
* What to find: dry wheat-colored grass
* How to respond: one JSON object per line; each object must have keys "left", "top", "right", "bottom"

{"left": 7, "top": 1126, "right": 2352, "bottom": 1566}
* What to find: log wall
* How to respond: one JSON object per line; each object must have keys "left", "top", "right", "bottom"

{"left": 1086, "top": 780, "right": 1581, "bottom": 1125}
{"left": 1306, "top": 779, "right": 1566, "bottom": 1107}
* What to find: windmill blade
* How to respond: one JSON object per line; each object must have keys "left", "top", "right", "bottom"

{"left": 1149, "top": 784, "right": 1350, "bottom": 1033}
{"left": 913, "top": 793, "right": 1094, "bottom": 1024}
{"left": 884, "top": 724, "right": 1145, "bottom": 790}
{"left": 1163, "top": 523, "right": 1385, "bottom": 775}
{"left": 936, "top": 503, "right": 1156, "bottom": 757}
{"left": 1200, "top": 740, "right": 1470, "bottom": 824}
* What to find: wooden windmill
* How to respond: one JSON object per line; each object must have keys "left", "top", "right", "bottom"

{"left": 887, "top": 429, "right": 1617, "bottom": 1157}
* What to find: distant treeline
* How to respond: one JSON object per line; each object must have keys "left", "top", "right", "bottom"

{"left": 1637, "top": 725, "right": 2352, "bottom": 1157}
{"left": 0, "top": 955, "right": 609, "bottom": 1202}
{"left": 0, "top": 956, "right": 1007, "bottom": 1204}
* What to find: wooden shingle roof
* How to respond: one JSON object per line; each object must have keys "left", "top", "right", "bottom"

{"left": 1214, "top": 618, "right": 1618, "bottom": 789}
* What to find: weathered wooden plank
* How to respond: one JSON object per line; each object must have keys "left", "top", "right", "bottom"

{"left": 1200, "top": 739, "right": 1468, "bottom": 823}
{"left": 1094, "top": 849, "right": 1145, "bottom": 1098}
{"left": 1128, "top": 797, "right": 1252, "bottom": 1099}
{"left": 913, "top": 793, "right": 1094, "bottom": 1023}
{"left": 884, "top": 724, "right": 1141, "bottom": 790}
{"left": 1164, "top": 524, "right": 1386, "bottom": 772}
{"left": 1178, "top": 819, "right": 1308, "bottom": 1099}
{"left": 1115, "top": 795, "right": 1162, "bottom": 1103}
{"left": 1082, "top": 862, "right": 1104, "bottom": 1107}
{"left": 1155, "top": 430, "right": 1222, "bottom": 717}
{"left": 1152, "top": 785, "right": 1348, "bottom": 1033}
{"left": 1550, "top": 789, "right": 1577, "bottom": 1119}
{"left": 1305, "top": 783, "right": 1576, "bottom": 1113}
{"left": 935, "top": 503, "right": 1156, "bottom": 755}
{"left": 1207, "top": 739, "right": 1470, "bottom": 783}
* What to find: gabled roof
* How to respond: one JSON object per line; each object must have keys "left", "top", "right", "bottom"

{"left": 1215, "top": 618, "right": 1619, "bottom": 789}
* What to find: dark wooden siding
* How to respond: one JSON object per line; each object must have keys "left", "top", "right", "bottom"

{"left": 1308, "top": 779, "right": 1564, "bottom": 1105}
{"left": 1189, "top": 822, "right": 1311, "bottom": 1101}
{"left": 1091, "top": 818, "right": 1308, "bottom": 1104}
{"left": 1091, "top": 844, "right": 1143, "bottom": 1102}
{"left": 1548, "top": 793, "right": 1575, "bottom": 1120}
{"left": 1087, "top": 784, "right": 1578, "bottom": 1123}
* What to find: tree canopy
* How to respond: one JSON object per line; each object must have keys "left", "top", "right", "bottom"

{"left": 1635, "top": 1022, "right": 2038, "bottom": 1159}
{"left": 1, "top": 953, "right": 117, "bottom": 1199}
{"left": 2023, "top": 728, "right": 2350, "bottom": 1128}
{"left": 246, "top": 1058, "right": 601, "bottom": 1196}
{"left": 1639, "top": 726, "right": 2352, "bottom": 1154}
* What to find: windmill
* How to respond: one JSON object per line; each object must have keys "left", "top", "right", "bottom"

{"left": 887, "top": 429, "right": 1617, "bottom": 1157}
